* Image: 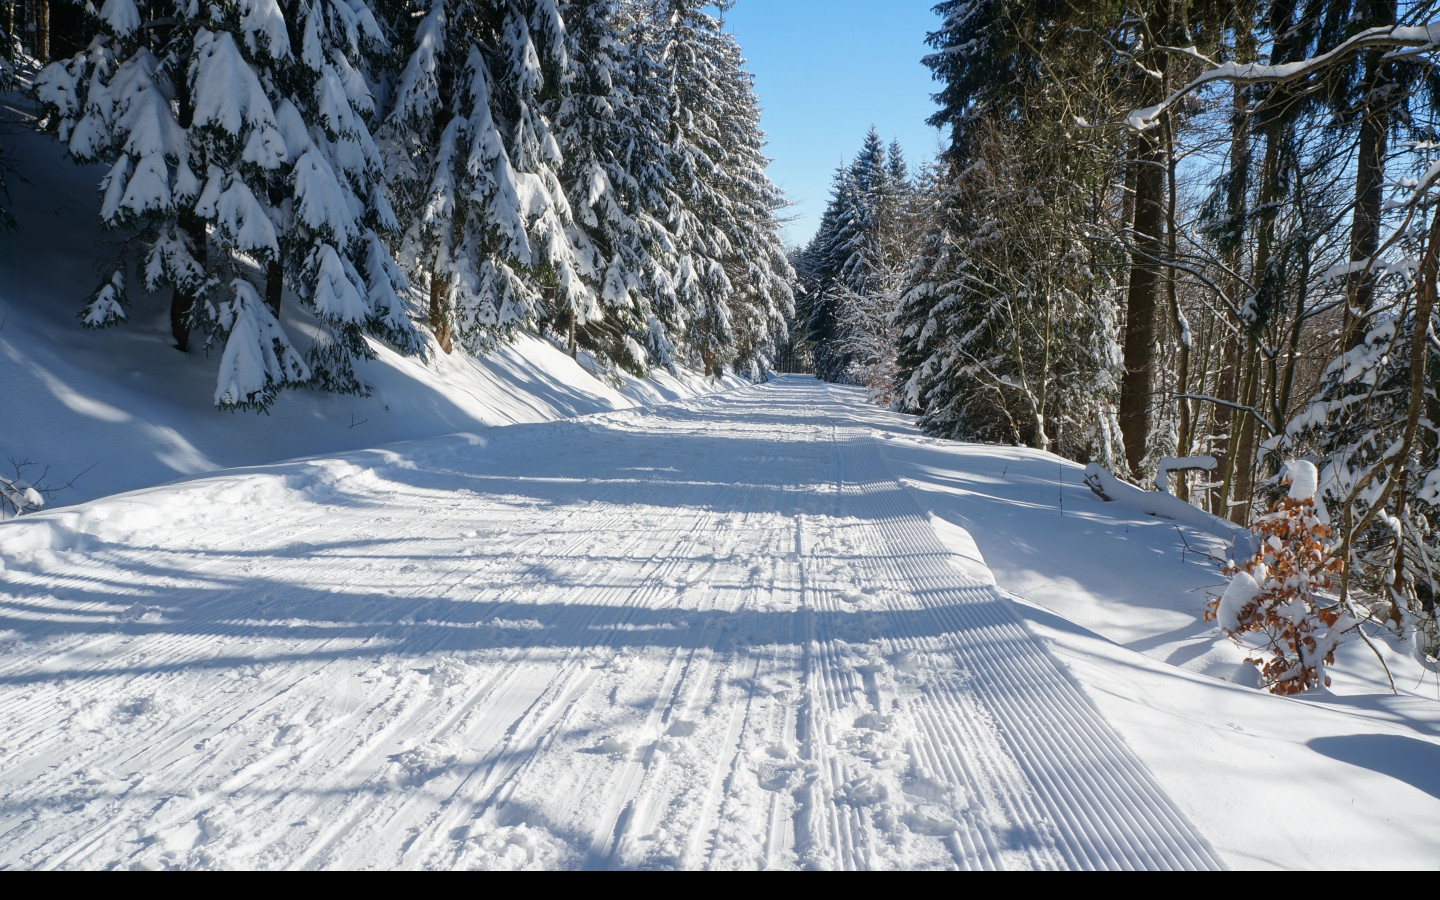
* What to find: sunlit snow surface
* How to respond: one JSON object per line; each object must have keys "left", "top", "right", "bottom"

{"left": 4, "top": 73, "right": 1439, "bottom": 872}
{"left": 1, "top": 381, "right": 1436, "bottom": 870}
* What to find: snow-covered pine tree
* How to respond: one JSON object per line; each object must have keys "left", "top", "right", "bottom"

{"left": 549, "top": 0, "right": 679, "bottom": 374}
{"left": 795, "top": 165, "right": 856, "bottom": 382}
{"left": 272, "top": 0, "right": 426, "bottom": 395}
{"left": 892, "top": 157, "right": 993, "bottom": 436}
{"left": 706, "top": 22, "right": 792, "bottom": 380}
{"left": 381, "top": 0, "right": 588, "bottom": 357}
{"left": 640, "top": 0, "right": 733, "bottom": 376}
{"left": 35, "top": 2, "right": 304, "bottom": 404}
{"left": 34, "top": 0, "right": 422, "bottom": 411}
{"left": 893, "top": 123, "right": 1124, "bottom": 461}
{"left": 796, "top": 129, "right": 895, "bottom": 386}
{"left": 835, "top": 136, "right": 922, "bottom": 404}
{"left": 837, "top": 128, "right": 886, "bottom": 296}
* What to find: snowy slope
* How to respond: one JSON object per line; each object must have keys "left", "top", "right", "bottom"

{"left": 0, "top": 380, "right": 1436, "bottom": 870}
{"left": 882, "top": 434, "right": 1440, "bottom": 870}
{"left": 0, "top": 91, "right": 743, "bottom": 509}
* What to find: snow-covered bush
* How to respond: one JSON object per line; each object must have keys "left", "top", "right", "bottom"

{"left": 1207, "top": 460, "right": 1349, "bottom": 695}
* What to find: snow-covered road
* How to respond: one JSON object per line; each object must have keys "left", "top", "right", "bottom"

{"left": 0, "top": 379, "right": 1221, "bottom": 869}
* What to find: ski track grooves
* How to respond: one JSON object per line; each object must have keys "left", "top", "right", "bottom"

{"left": 0, "top": 380, "right": 1222, "bottom": 870}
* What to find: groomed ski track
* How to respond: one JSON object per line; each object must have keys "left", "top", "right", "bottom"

{"left": 0, "top": 379, "right": 1222, "bottom": 870}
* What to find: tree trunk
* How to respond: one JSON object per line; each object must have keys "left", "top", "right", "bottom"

{"left": 265, "top": 260, "right": 284, "bottom": 318}
{"left": 1213, "top": 336, "right": 1239, "bottom": 513}
{"left": 1213, "top": 77, "right": 1251, "bottom": 514}
{"left": 1424, "top": 341, "right": 1440, "bottom": 474}
{"left": 1388, "top": 213, "right": 1440, "bottom": 618}
{"left": 704, "top": 349, "right": 714, "bottom": 379}
{"left": 35, "top": 0, "right": 47, "bottom": 60}
{"left": 1341, "top": 0, "right": 1396, "bottom": 353}
{"left": 1120, "top": 125, "right": 1165, "bottom": 478}
{"left": 1227, "top": 69, "right": 1289, "bottom": 520}
{"left": 1229, "top": 338, "right": 1261, "bottom": 526}
{"left": 171, "top": 213, "right": 207, "bottom": 352}
{"left": 429, "top": 273, "right": 452, "bottom": 355}
{"left": 568, "top": 313, "right": 577, "bottom": 359}
{"left": 1120, "top": 137, "right": 1139, "bottom": 239}
{"left": 169, "top": 291, "right": 193, "bottom": 352}
{"left": 1164, "top": 109, "right": 1193, "bottom": 500}
{"left": 1367, "top": 211, "right": 1440, "bottom": 623}
{"left": 1118, "top": 5, "right": 1174, "bottom": 479}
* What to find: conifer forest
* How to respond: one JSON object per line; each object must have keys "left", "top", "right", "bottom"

{"left": 793, "top": 2, "right": 1440, "bottom": 655}
{"left": 3, "top": 0, "right": 1440, "bottom": 872}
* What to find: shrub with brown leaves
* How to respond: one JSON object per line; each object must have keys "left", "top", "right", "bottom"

{"left": 1207, "top": 476, "right": 1348, "bottom": 695}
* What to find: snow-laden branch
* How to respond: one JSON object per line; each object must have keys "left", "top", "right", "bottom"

{"left": 1171, "top": 393, "right": 1277, "bottom": 436}
{"left": 1154, "top": 455, "right": 1217, "bottom": 494}
{"left": 0, "top": 474, "right": 44, "bottom": 519}
{"left": 1126, "top": 22, "right": 1440, "bottom": 132}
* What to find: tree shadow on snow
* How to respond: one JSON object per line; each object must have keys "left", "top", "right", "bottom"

{"left": 1307, "top": 734, "right": 1440, "bottom": 801}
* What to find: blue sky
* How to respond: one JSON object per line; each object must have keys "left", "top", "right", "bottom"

{"left": 721, "top": 1, "right": 948, "bottom": 248}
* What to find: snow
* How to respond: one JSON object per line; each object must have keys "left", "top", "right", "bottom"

{"left": 190, "top": 30, "right": 285, "bottom": 166}
{"left": 1154, "top": 455, "right": 1217, "bottom": 494}
{"left": 1083, "top": 462, "right": 1257, "bottom": 561}
{"left": 239, "top": 0, "right": 291, "bottom": 60}
{"left": 212, "top": 280, "right": 310, "bottom": 409}
{"left": 1285, "top": 459, "right": 1320, "bottom": 502}
{"left": 1217, "top": 571, "right": 1262, "bottom": 633}
{"left": 99, "top": 0, "right": 141, "bottom": 38}
{"left": 881, "top": 429, "right": 1440, "bottom": 870}
{"left": 292, "top": 149, "right": 356, "bottom": 243}
{"left": 1, "top": 380, "right": 1437, "bottom": 870}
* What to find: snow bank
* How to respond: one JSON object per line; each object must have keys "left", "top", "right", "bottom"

{"left": 1084, "top": 463, "right": 1260, "bottom": 561}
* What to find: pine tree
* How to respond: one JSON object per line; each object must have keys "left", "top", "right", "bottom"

{"left": 381, "top": 0, "right": 587, "bottom": 356}
{"left": 646, "top": 0, "right": 737, "bottom": 376}
{"left": 707, "top": 22, "right": 793, "bottom": 379}
{"left": 796, "top": 129, "right": 902, "bottom": 386}
{"left": 894, "top": 121, "right": 1125, "bottom": 461}
{"left": 550, "top": 0, "right": 679, "bottom": 374}
{"left": 35, "top": 0, "right": 422, "bottom": 411}
{"left": 264, "top": 0, "right": 426, "bottom": 397}
{"left": 796, "top": 165, "right": 856, "bottom": 382}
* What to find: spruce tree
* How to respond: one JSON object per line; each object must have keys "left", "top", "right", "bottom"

{"left": 381, "top": 0, "right": 587, "bottom": 356}
{"left": 647, "top": 0, "right": 737, "bottom": 376}
{"left": 550, "top": 0, "right": 679, "bottom": 374}
{"left": 35, "top": 0, "right": 422, "bottom": 411}
{"left": 796, "top": 165, "right": 856, "bottom": 382}
{"left": 707, "top": 22, "right": 793, "bottom": 379}
{"left": 796, "top": 129, "right": 899, "bottom": 386}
